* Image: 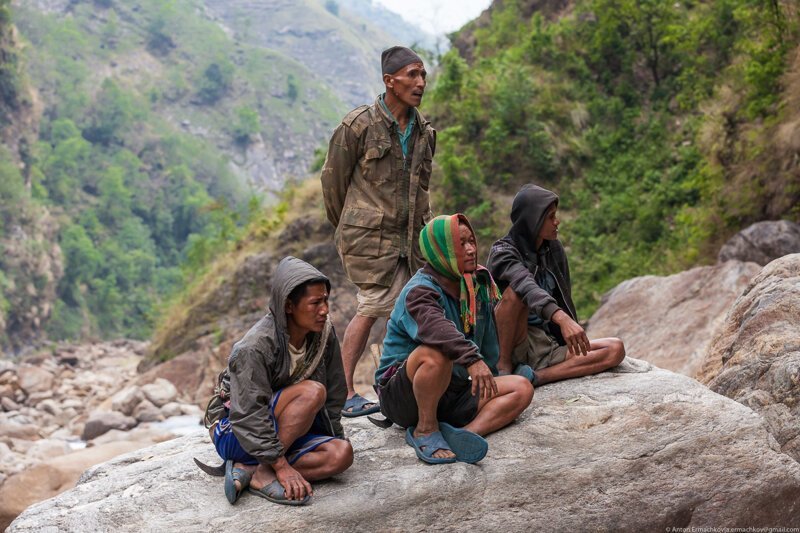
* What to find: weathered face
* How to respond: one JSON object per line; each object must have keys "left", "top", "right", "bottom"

{"left": 384, "top": 61, "right": 427, "bottom": 107}
{"left": 538, "top": 204, "right": 560, "bottom": 242}
{"left": 286, "top": 282, "right": 329, "bottom": 334}
{"left": 458, "top": 222, "right": 478, "bottom": 273}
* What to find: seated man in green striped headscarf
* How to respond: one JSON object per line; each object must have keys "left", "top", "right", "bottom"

{"left": 373, "top": 214, "right": 534, "bottom": 464}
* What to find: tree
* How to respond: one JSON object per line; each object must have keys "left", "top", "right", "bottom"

{"left": 232, "top": 106, "right": 260, "bottom": 145}
{"left": 197, "top": 59, "right": 234, "bottom": 104}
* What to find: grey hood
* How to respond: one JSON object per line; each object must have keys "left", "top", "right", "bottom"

{"left": 268, "top": 256, "right": 331, "bottom": 332}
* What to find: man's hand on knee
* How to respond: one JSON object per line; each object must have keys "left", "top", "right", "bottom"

{"left": 552, "top": 310, "right": 590, "bottom": 356}
{"left": 467, "top": 360, "right": 498, "bottom": 400}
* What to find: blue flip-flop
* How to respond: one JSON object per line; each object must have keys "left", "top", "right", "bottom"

{"left": 224, "top": 460, "right": 252, "bottom": 504}
{"left": 342, "top": 393, "right": 380, "bottom": 418}
{"left": 514, "top": 364, "right": 536, "bottom": 384}
{"left": 405, "top": 426, "right": 457, "bottom": 464}
{"left": 439, "top": 422, "right": 488, "bottom": 464}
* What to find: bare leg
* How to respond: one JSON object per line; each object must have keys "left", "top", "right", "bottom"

{"left": 535, "top": 337, "right": 625, "bottom": 385}
{"left": 341, "top": 314, "right": 378, "bottom": 403}
{"left": 405, "top": 346, "right": 456, "bottom": 460}
{"left": 291, "top": 439, "right": 353, "bottom": 481}
{"left": 245, "top": 380, "right": 327, "bottom": 491}
{"left": 494, "top": 287, "right": 529, "bottom": 374}
{"left": 463, "top": 375, "right": 533, "bottom": 436}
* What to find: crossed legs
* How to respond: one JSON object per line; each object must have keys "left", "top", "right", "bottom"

{"left": 494, "top": 286, "right": 625, "bottom": 385}
{"left": 234, "top": 380, "right": 353, "bottom": 498}
{"left": 405, "top": 345, "right": 534, "bottom": 460}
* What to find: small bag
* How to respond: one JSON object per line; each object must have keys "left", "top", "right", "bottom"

{"left": 203, "top": 369, "right": 231, "bottom": 429}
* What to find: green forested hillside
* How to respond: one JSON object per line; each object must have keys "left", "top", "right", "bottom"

{"left": 428, "top": 0, "right": 800, "bottom": 316}
{"left": 0, "top": 0, "right": 412, "bottom": 354}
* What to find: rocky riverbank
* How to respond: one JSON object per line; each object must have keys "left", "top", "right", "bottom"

{"left": 0, "top": 340, "right": 203, "bottom": 529}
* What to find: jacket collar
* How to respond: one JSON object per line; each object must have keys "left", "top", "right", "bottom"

{"left": 374, "top": 94, "right": 429, "bottom": 130}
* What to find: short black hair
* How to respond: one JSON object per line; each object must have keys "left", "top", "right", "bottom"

{"left": 287, "top": 277, "right": 329, "bottom": 307}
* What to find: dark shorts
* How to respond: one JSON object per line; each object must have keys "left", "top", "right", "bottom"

{"left": 376, "top": 362, "right": 479, "bottom": 429}
{"left": 213, "top": 388, "right": 335, "bottom": 466}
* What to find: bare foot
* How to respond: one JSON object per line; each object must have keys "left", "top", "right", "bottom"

{"left": 248, "top": 463, "right": 277, "bottom": 491}
{"left": 414, "top": 427, "right": 456, "bottom": 460}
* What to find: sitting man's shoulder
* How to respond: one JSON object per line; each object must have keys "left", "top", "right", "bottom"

{"left": 230, "top": 315, "right": 277, "bottom": 362}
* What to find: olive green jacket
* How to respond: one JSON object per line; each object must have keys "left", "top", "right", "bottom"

{"left": 321, "top": 96, "right": 436, "bottom": 286}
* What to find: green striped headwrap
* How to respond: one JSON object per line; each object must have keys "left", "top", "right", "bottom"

{"left": 419, "top": 214, "right": 501, "bottom": 335}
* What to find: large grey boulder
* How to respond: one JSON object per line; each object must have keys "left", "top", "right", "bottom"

{"left": 586, "top": 261, "right": 760, "bottom": 377}
{"left": 718, "top": 220, "right": 800, "bottom": 265}
{"left": 10, "top": 359, "right": 800, "bottom": 531}
{"left": 699, "top": 254, "right": 800, "bottom": 461}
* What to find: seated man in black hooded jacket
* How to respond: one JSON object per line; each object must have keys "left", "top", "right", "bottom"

{"left": 487, "top": 184, "right": 625, "bottom": 386}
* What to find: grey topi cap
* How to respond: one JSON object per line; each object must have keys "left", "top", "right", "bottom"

{"left": 381, "top": 46, "right": 423, "bottom": 75}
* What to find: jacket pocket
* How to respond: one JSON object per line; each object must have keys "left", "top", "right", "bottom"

{"left": 339, "top": 207, "right": 383, "bottom": 257}
{"left": 360, "top": 139, "right": 392, "bottom": 185}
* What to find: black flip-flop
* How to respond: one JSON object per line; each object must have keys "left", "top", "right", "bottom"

{"left": 248, "top": 480, "right": 310, "bottom": 506}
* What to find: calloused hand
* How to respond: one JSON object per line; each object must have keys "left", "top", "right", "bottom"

{"left": 467, "top": 359, "right": 498, "bottom": 400}
{"left": 273, "top": 458, "right": 312, "bottom": 500}
{"left": 552, "top": 310, "right": 591, "bottom": 356}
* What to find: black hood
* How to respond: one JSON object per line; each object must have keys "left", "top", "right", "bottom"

{"left": 508, "top": 184, "right": 559, "bottom": 260}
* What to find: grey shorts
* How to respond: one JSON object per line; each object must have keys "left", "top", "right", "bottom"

{"left": 512, "top": 325, "right": 569, "bottom": 370}
{"left": 355, "top": 259, "right": 412, "bottom": 318}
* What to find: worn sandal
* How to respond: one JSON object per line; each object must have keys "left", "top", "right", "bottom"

{"left": 342, "top": 393, "right": 380, "bottom": 418}
{"left": 248, "top": 479, "right": 311, "bottom": 506}
{"left": 405, "top": 426, "right": 457, "bottom": 465}
{"left": 439, "top": 422, "right": 489, "bottom": 464}
{"left": 224, "top": 460, "right": 252, "bottom": 504}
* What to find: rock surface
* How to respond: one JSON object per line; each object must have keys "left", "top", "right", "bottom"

{"left": 10, "top": 359, "right": 800, "bottom": 531}
{"left": 586, "top": 261, "right": 760, "bottom": 377}
{"left": 699, "top": 254, "right": 800, "bottom": 461}
{"left": 718, "top": 220, "right": 800, "bottom": 265}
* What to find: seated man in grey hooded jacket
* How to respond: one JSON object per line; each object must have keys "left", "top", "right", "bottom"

{"left": 199, "top": 256, "right": 353, "bottom": 506}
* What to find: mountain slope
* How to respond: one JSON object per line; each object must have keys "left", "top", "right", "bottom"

{"left": 427, "top": 0, "right": 800, "bottom": 316}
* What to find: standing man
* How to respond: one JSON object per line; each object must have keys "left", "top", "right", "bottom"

{"left": 321, "top": 46, "right": 436, "bottom": 417}
{"left": 488, "top": 184, "right": 625, "bottom": 386}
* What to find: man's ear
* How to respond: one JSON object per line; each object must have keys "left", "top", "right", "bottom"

{"left": 383, "top": 73, "right": 393, "bottom": 89}
{"left": 285, "top": 300, "right": 293, "bottom": 316}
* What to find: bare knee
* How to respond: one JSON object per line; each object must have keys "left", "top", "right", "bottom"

{"left": 608, "top": 338, "right": 625, "bottom": 366}
{"left": 408, "top": 345, "right": 452, "bottom": 374}
{"left": 333, "top": 440, "right": 354, "bottom": 471}
{"left": 510, "top": 375, "right": 534, "bottom": 409}
{"left": 323, "top": 440, "right": 354, "bottom": 476}
{"left": 300, "top": 380, "right": 327, "bottom": 410}
{"left": 496, "top": 287, "right": 525, "bottom": 316}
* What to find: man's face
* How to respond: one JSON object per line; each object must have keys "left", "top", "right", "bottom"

{"left": 458, "top": 223, "right": 478, "bottom": 273}
{"left": 384, "top": 62, "right": 427, "bottom": 107}
{"left": 538, "top": 205, "right": 560, "bottom": 242}
{"left": 286, "top": 282, "right": 329, "bottom": 334}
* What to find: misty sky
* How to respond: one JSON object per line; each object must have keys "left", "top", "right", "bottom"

{"left": 373, "top": 0, "right": 492, "bottom": 35}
